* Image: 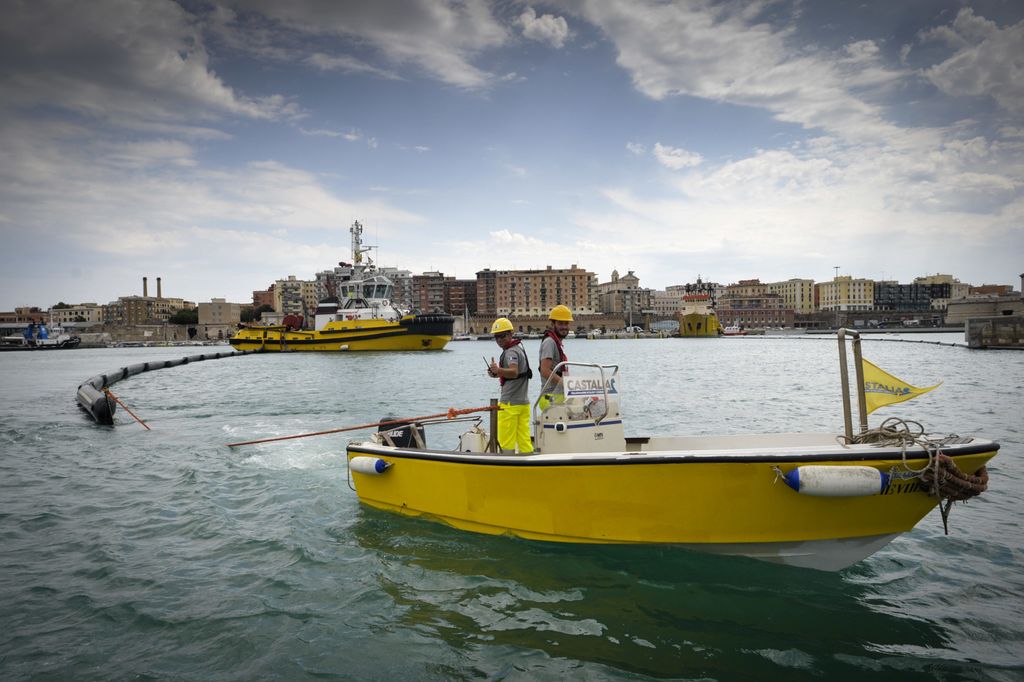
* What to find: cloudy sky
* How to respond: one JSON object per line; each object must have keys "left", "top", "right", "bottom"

{"left": 1, "top": 0, "right": 1022, "bottom": 309}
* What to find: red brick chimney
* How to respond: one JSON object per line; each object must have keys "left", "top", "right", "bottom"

{"left": 157, "top": 277, "right": 162, "bottom": 299}
{"left": 143, "top": 276, "right": 148, "bottom": 297}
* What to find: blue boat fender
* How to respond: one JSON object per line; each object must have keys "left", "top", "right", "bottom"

{"left": 350, "top": 457, "right": 391, "bottom": 475}
{"left": 781, "top": 465, "right": 890, "bottom": 497}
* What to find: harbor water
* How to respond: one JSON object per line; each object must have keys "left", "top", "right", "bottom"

{"left": 1, "top": 335, "right": 1021, "bottom": 680}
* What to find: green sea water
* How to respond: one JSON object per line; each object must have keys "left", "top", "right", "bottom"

{"left": 1, "top": 335, "right": 1021, "bottom": 680}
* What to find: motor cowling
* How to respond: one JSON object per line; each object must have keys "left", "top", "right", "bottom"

{"left": 378, "top": 416, "right": 425, "bottom": 448}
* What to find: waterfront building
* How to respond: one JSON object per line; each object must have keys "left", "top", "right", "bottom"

{"left": 476, "top": 269, "right": 498, "bottom": 317}
{"left": 198, "top": 298, "right": 242, "bottom": 339}
{"left": 595, "top": 270, "right": 652, "bottom": 326}
{"left": 49, "top": 303, "right": 103, "bottom": 326}
{"left": 716, "top": 279, "right": 793, "bottom": 328}
{"left": 252, "top": 287, "right": 274, "bottom": 309}
{"left": 413, "top": 271, "right": 452, "bottom": 312}
{"left": 946, "top": 293, "right": 1024, "bottom": 325}
{"left": 493, "top": 265, "right": 597, "bottom": 317}
{"left": 766, "top": 278, "right": 815, "bottom": 314}
{"left": 909, "top": 274, "right": 970, "bottom": 311}
{"left": 198, "top": 298, "right": 241, "bottom": 326}
{"left": 103, "top": 277, "right": 192, "bottom": 325}
{"left": 816, "top": 276, "right": 874, "bottom": 312}
{"left": 444, "top": 279, "right": 477, "bottom": 316}
{"left": 652, "top": 289, "right": 685, "bottom": 317}
{"left": 0, "top": 307, "right": 48, "bottom": 325}
{"left": 873, "top": 281, "right": 936, "bottom": 312}
{"left": 104, "top": 295, "right": 193, "bottom": 325}
{"left": 274, "top": 276, "right": 317, "bottom": 318}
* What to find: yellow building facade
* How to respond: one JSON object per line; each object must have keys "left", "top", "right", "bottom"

{"left": 767, "top": 278, "right": 816, "bottom": 314}
{"left": 816, "top": 276, "right": 874, "bottom": 311}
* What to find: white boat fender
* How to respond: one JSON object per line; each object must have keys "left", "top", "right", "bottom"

{"left": 781, "top": 465, "right": 890, "bottom": 497}
{"left": 350, "top": 456, "right": 391, "bottom": 475}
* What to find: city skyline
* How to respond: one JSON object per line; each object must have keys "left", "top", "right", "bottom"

{"left": 1, "top": 1, "right": 1022, "bottom": 310}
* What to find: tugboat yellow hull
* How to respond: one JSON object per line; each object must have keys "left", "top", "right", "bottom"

{"left": 229, "top": 315, "right": 453, "bottom": 351}
{"left": 679, "top": 311, "right": 721, "bottom": 337}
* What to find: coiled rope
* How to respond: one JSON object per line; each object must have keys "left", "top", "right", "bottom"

{"left": 839, "top": 417, "right": 989, "bottom": 534}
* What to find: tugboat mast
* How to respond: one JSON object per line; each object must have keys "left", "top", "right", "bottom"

{"left": 350, "top": 220, "right": 375, "bottom": 268}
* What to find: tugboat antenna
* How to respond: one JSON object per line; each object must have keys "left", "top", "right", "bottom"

{"left": 350, "top": 220, "right": 376, "bottom": 268}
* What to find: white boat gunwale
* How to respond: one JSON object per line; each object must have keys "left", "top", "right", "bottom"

{"left": 347, "top": 437, "right": 997, "bottom": 466}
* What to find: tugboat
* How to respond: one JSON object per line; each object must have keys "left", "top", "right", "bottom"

{"left": 229, "top": 221, "right": 454, "bottom": 352}
{"left": 677, "top": 294, "right": 721, "bottom": 337}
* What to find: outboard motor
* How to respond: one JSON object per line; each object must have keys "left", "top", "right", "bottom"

{"left": 378, "top": 416, "right": 425, "bottom": 448}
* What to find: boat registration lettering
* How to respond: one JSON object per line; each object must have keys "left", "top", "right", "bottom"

{"left": 881, "top": 479, "right": 925, "bottom": 495}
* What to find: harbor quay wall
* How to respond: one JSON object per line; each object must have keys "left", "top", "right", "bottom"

{"left": 76, "top": 323, "right": 197, "bottom": 347}
{"left": 965, "top": 316, "right": 1024, "bottom": 350}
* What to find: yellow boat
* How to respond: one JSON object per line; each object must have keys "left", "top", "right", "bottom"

{"left": 230, "top": 221, "right": 453, "bottom": 352}
{"left": 677, "top": 293, "right": 721, "bottom": 337}
{"left": 346, "top": 333, "right": 998, "bottom": 571}
{"left": 228, "top": 311, "right": 454, "bottom": 352}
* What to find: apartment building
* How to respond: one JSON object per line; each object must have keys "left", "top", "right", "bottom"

{"left": 444, "top": 279, "right": 478, "bottom": 316}
{"left": 494, "top": 265, "right": 596, "bottom": 317}
{"left": 49, "top": 303, "right": 104, "bottom": 325}
{"left": 198, "top": 298, "right": 241, "bottom": 326}
{"left": 766, "top": 278, "right": 815, "bottom": 314}
{"left": 413, "top": 271, "right": 452, "bottom": 312}
{"left": 816, "top": 276, "right": 874, "bottom": 312}
{"left": 716, "top": 279, "right": 793, "bottom": 327}
{"left": 476, "top": 269, "right": 499, "bottom": 317}
{"left": 274, "top": 276, "right": 317, "bottom": 317}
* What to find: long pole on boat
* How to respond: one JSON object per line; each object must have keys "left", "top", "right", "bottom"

{"left": 225, "top": 405, "right": 498, "bottom": 448}
{"left": 838, "top": 329, "right": 853, "bottom": 440}
{"left": 837, "top": 328, "right": 868, "bottom": 440}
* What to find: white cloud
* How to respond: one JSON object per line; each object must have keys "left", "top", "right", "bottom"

{"left": 625, "top": 141, "right": 646, "bottom": 155}
{"left": 0, "top": 0, "right": 292, "bottom": 124}
{"left": 519, "top": 7, "right": 570, "bottom": 49}
{"left": 653, "top": 143, "right": 703, "bottom": 170}
{"left": 228, "top": 0, "right": 510, "bottom": 89}
{"left": 918, "top": 9, "right": 1024, "bottom": 114}
{"left": 307, "top": 52, "right": 401, "bottom": 80}
{"left": 0, "top": 117, "right": 421, "bottom": 305}
{"left": 572, "top": 0, "right": 906, "bottom": 141}
{"left": 299, "top": 127, "right": 364, "bottom": 142}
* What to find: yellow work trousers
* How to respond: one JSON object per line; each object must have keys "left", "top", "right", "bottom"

{"left": 497, "top": 402, "right": 533, "bottom": 454}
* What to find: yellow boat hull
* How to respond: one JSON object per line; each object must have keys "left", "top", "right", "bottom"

{"left": 679, "top": 311, "right": 721, "bottom": 337}
{"left": 229, "top": 314, "right": 453, "bottom": 351}
{"left": 346, "top": 439, "right": 997, "bottom": 570}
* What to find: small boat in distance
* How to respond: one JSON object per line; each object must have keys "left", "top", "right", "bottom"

{"left": 230, "top": 221, "right": 454, "bottom": 352}
{"left": 346, "top": 332, "right": 997, "bottom": 571}
{"left": 722, "top": 325, "right": 747, "bottom": 336}
{"left": 1, "top": 323, "right": 80, "bottom": 351}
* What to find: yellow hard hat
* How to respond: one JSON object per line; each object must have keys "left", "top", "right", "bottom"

{"left": 549, "top": 305, "right": 573, "bottom": 322}
{"left": 490, "top": 317, "right": 514, "bottom": 334}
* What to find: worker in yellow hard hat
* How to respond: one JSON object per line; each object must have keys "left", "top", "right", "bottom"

{"left": 487, "top": 317, "right": 533, "bottom": 453}
{"left": 538, "top": 305, "right": 573, "bottom": 411}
